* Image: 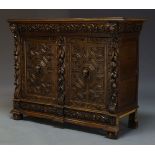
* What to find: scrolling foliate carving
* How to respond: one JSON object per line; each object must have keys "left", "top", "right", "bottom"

{"left": 18, "top": 23, "right": 118, "bottom": 33}
{"left": 108, "top": 36, "right": 119, "bottom": 113}
{"left": 17, "top": 22, "right": 143, "bottom": 34}
{"left": 14, "top": 101, "right": 63, "bottom": 116}
{"left": 57, "top": 36, "right": 65, "bottom": 105}
{"left": 64, "top": 109, "right": 116, "bottom": 126}
{"left": 10, "top": 23, "right": 21, "bottom": 99}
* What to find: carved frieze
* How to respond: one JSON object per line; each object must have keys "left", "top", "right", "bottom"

{"left": 64, "top": 108, "right": 116, "bottom": 126}
{"left": 14, "top": 101, "right": 63, "bottom": 116}
{"left": 17, "top": 23, "right": 119, "bottom": 33}
{"left": 11, "top": 22, "right": 143, "bottom": 35}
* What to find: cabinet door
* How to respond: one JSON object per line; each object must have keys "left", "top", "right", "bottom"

{"left": 65, "top": 37, "right": 109, "bottom": 111}
{"left": 22, "top": 36, "right": 58, "bottom": 105}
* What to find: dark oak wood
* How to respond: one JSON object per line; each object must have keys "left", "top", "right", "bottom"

{"left": 12, "top": 110, "right": 23, "bottom": 120}
{"left": 8, "top": 17, "right": 144, "bottom": 139}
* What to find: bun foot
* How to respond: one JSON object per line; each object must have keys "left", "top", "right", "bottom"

{"left": 12, "top": 111, "right": 23, "bottom": 120}
{"left": 106, "top": 131, "right": 119, "bottom": 139}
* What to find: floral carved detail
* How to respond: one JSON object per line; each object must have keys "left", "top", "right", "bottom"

{"left": 57, "top": 36, "right": 65, "bottom": 105}
{"left": 14, "top": 101, "right": 63, "bottom": 116}
{"left": 17, "top": 22, "right": 143, "bottom": 34}
{"left": 9, "top": 23, "right": 21, "bottom": 99}
{"left": 64, "top": 109, "right": 116, "bottom": 126}
{"left": 108, "top": 36, "right": 119, "bottom": 113}
{"left": 18, "top": 23, "right": 118, "bottom": 33}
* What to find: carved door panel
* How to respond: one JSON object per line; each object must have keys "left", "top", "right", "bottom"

{"left": 22, "top": 36, "right": 58, "bottom": 105}
{"left": 65, "top": 37, "right": 109, "bottom": 111}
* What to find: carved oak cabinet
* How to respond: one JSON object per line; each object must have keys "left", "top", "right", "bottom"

{"left": 9, "top": 18, "right": 144, "bottom": 139}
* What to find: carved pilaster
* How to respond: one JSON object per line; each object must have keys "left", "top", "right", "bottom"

{"left": 57, "top": 36, "right": 65, "bottom": 105}
{"left": 108, "top": 36, "right": 120, "bottom": 113}
{"left": 10, "top": 23, "right": 21, "bottom": 99}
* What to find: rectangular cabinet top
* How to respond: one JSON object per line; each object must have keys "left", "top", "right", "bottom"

{"left": 8, "top": 17, "right": 145, "bottom": 23}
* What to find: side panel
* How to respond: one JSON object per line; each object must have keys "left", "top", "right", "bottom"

{"left": 118, "top": 33, "right": 139, "bottom": 111}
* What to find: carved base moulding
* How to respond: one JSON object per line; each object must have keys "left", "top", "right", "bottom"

{"left": 9, "top": 17, "right": 144, "bottom": 139}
